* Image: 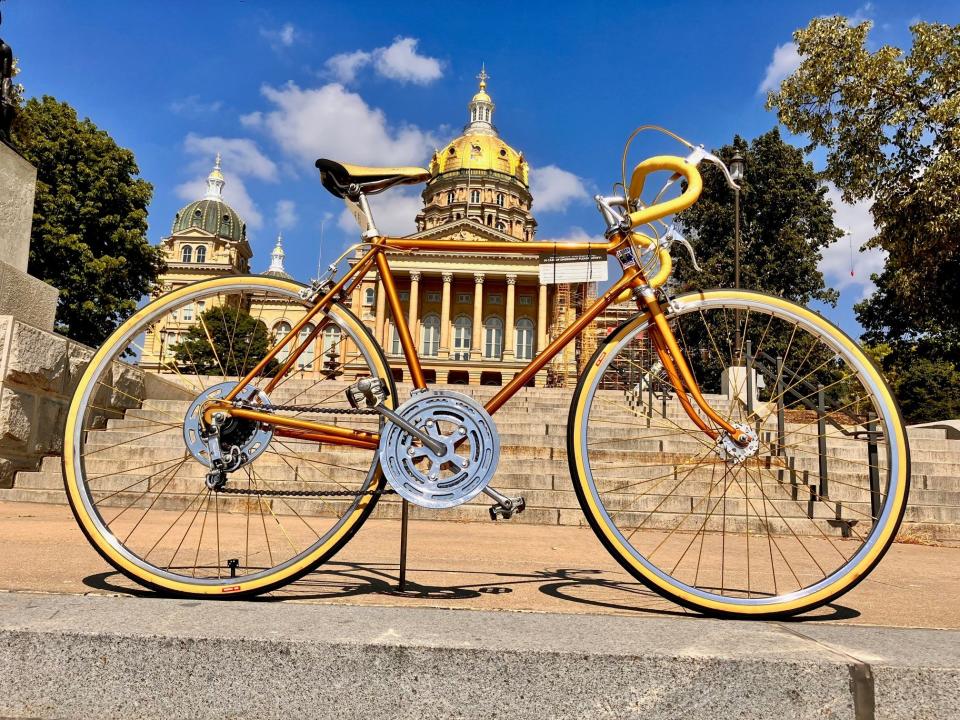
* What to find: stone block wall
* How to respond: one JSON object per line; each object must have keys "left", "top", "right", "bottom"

{"left": 0, "top": 315, "right": 144, "bottom": 487}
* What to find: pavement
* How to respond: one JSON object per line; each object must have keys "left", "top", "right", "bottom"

{"left": 2, "top": 500, "right": 960, "bottom": 718}
{"left": 2, "top": 501, "right": 960, "bottom": 628}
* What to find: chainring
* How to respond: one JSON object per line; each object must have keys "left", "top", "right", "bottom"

{"left": 379, "top": 389, "right": 500, "bottom": 509}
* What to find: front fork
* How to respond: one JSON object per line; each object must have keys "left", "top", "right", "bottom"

{"left": 634, "top": 285, "right": 751, "bottom": 447}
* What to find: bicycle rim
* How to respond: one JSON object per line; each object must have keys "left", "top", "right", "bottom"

{"left": 64, "top": 276, "right": 395, "bottom": 596}
{"left": 569, "top": 289, "right": 909, "bottom": 617}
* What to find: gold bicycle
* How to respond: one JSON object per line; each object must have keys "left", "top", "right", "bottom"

{"left": 64, "top": 129, "right": 909, "bottom": 617}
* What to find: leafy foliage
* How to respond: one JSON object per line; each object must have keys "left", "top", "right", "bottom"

{"left": 10, "top": 96, "right": 164, "bottom": 346}
{"left": 891, "top": 358, "right": 960, "bottom": 424}
{"left": 171, "top": 304, "right": 279, "bottom": 378}
{"left": 674, "top": 128, "right": 840, "bottom": 305}
{"left": 767, "top": 17, "right": 960, "bottom": 421}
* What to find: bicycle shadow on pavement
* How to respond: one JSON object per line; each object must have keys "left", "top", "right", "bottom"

{"left": 81, "top": 563, "right": 859, "bottom": 622}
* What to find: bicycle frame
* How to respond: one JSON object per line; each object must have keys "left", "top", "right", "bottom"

{"left": 205, "top": 226, "right": 745, "bottom": 448}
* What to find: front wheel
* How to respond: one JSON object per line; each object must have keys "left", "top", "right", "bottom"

{"left": 568, "top": 289, "right": 909, "bottom": 618}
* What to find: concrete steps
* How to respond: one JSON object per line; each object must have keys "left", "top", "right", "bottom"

{"left": 9, "top": 380, "right": 960, "bottom": 541}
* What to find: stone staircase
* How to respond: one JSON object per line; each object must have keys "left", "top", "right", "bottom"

{"left": 4, "top": 379, "right": 960, "bottom": 541}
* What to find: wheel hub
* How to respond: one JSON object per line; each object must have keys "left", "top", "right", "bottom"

{"left": 379, "top": 389, "right": 499, "bottom": 508}
{"left": 183, "top": 381, "right": 274, "bottom": 471}
{"left": 715, "top": 421, "right": 759, "bottom": 464}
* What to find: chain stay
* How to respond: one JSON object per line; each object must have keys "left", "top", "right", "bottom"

{"left": 215, "top": 402, "right": 383, "bottom": 497}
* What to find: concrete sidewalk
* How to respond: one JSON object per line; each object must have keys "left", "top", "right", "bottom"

{"left": 2, "top": 501, "right": 960, "bottom": 628}
{"left": 1, "top": 591, "right": 958, "bottom": 719}
{"left": 4, "top": 501, "right": 960, "bottom": 717}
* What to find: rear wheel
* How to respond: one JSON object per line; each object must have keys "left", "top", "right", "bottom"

{"left": 568, "top": 289, "right": 909, "bottom": 617}
{"left": 64, "top": 276, "right": 395, "bottom": 597}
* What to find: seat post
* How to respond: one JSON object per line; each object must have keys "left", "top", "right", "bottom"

{"left": 354, "top": 191, "right": 380, "bottom": 240}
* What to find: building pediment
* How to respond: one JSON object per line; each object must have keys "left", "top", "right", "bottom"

{"left": 166, "top": 227, "right": 219, "bottom": 240}
{"left": 405, "top": 219, "right": 522, "bottom": 244}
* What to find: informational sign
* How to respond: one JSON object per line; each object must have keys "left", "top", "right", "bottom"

{"left": 538, "top": 251, "right": 608, "bottom": 284}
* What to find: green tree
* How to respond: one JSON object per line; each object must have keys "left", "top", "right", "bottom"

{"left": 675, "top": 128, "right": 840, "bottom": 305}
{"left": 767, "top": 17, "right": 960, "bottom": 420}
{"left": 10, "top": 96, "right": 164, "bottom": 346}
{"left": 171, "top": 305, "right": 279, "bottom": 378}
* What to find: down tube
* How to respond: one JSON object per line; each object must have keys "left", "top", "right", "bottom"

{"left": 484, "top": 270, "right": 640, "bottom": 415}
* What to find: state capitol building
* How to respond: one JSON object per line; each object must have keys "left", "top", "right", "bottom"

{"left": 142, "top": 71, "right": 595, "bottom": 387}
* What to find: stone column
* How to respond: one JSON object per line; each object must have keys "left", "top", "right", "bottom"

{"left": 537, "top": 282, "right": 548, "bottom": 355}
{"left": 502, "top": 274, "right": 516, "bottom": 361}
{"left": 374, "top": 276, "right": 386, "bottom": 344}
{"left": 439, "top": 272, "right": 453, "bottom": 358}
{"left": 471, "top": 273, "right": 484, "bottom": 360}
{"left": 407, "top": 271, "right": 421, "bottom": 338}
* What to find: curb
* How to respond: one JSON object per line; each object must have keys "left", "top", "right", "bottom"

{"left": 0, "top": 592, "right": 958, "bottom": 719}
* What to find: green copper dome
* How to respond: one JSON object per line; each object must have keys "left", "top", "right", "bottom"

{"left": 171, "top": 154, "right": 247, "bottom": 243}
{"left": 172, "top": 198, "right": 246, "bottom": 243}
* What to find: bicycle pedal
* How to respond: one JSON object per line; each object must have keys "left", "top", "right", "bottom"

{"left": 489, "top": 496, "right": 525, "bottom": 521}
{"left": 345, "top": 377, "right": 390, "bottom": 408}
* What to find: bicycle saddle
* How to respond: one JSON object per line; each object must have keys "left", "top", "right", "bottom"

{"left": 315, "top": 159, "right": 430, "bottom": 199}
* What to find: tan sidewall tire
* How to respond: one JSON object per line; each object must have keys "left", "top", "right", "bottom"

{"left": 63, "top": 275, "right": 395, "bottom": 597}
{"left": 567, "top": 289, "right": 910, "bottom": 617}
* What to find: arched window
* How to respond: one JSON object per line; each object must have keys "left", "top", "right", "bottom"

{"left": 496, "top": 193, "right": 504, "bottom": 207}
{"left": 453, "top": 315, "right": 472, "bottom": 360}
{"left": 194, "top": 245, "right": 206, "bottom": 263}
{"left": 486, "top": 215, "right": 493, "bottom": 226}
{"left": 470, "top": 189, "right": 480, "bottom": 204}
{"left": 447, "top": 191, "right": 455, "bottom": 204}
{"left": 484, "top": 317, "right": 503, "bottom": 359}
{"left": 273, "top": 321, "right": 292, "bottom": 362}
{"left": 515, "top": 318, "right": 534, "bottom": 360}
{"left": 496, "top": 221, "right": 506, "bottom": 232}
{"left": 321, "top": 324, "right": 341, "bottom": 356}
{"left": 421, "top": 314, "right": 440, "bottom": 357}
{"left": 297, "top": 323, "right": 316, "bottom": 370}
{"left": 181, "top": 245, "right": 193, "bottom": 263}
{"left": 364, "top": 287, "right": 375, "bottom": 306}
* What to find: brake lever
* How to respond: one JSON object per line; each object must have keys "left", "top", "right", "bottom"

{"left": 662, "top": 225, "right": 702, "bottom": 272}
{"left": 684, "top": 145, "right": 741, "bottom": 191}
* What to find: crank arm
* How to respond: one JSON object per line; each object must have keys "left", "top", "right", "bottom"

{"left": 374, "top": 404, "right": 446, "bottom": 455}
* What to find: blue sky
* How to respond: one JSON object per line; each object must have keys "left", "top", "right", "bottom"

{"left": 7, "top": 0, "right": 958, "bottom": 337}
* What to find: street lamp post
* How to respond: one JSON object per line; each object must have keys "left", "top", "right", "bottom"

{"left": 729, "top": 152, "right": 746, "bottom": 290}
{"left": 729, "top": 151, "right": 746, "bottom": 364}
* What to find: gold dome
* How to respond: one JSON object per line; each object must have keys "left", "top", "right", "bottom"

{"left": 428, "top": 66, "right": 528, "bottom": 185}
{"left": 430, "top": 135, "right": 528, "bottom": 184}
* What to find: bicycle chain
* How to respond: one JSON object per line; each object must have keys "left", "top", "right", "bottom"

{"left": 238, "top": 402, "right": 380, "bottom": 415}
{"left": 218, "top": 486, "right": 395, "bottom": 498}
{"left": 220, "top": 402, "right": 386, "bottom": 498}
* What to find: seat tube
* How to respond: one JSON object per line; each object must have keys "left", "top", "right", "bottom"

{"left": 374, "top": 252, "right": 426, "bottom": 389}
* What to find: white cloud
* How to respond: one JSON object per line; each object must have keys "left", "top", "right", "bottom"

{"left": 543, "top": 226, "right": 605, "bottom": 244}
{"left": 337, "top": 188, "right": 422, "bottom": 237}
{"left": 260, "top": 23, "right": 298, "bottom": 50}
{"left": 256, "top": 81, "right": 440, "bottom": 166}
{"left": 325, "top": 50, "right": 372, "bottom": 84}
{"left": 818, "top": 183, "right": 886, "bottom": 296}
{"left": 169, "top": 95, "right": 223, "bottom": 115}
{"left": 275, "top": 200, "right": 298, "bottom": 230}
{"left": 373, "top": 38, "right": 442, "bottom": 85}
{"left": 175, "top": 174, "right": 263, "bottom": 230}
{"left": 323, "top": 37, "right": 442, "bottom": 85}
{"left": 183, "top": 133, "right": 278, "bottom": 182}
{"left": 759, "top": 42, "right": 802, "bottom": 93}
{"left": 530, "top": 165, "right": 590, "bottom": 213}
{"left": 239, "top": 111, "right": 262, "bottom": 128}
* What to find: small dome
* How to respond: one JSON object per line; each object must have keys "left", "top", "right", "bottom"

{"left": 172, "top": 198, "right": 246, "bottom": 243}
